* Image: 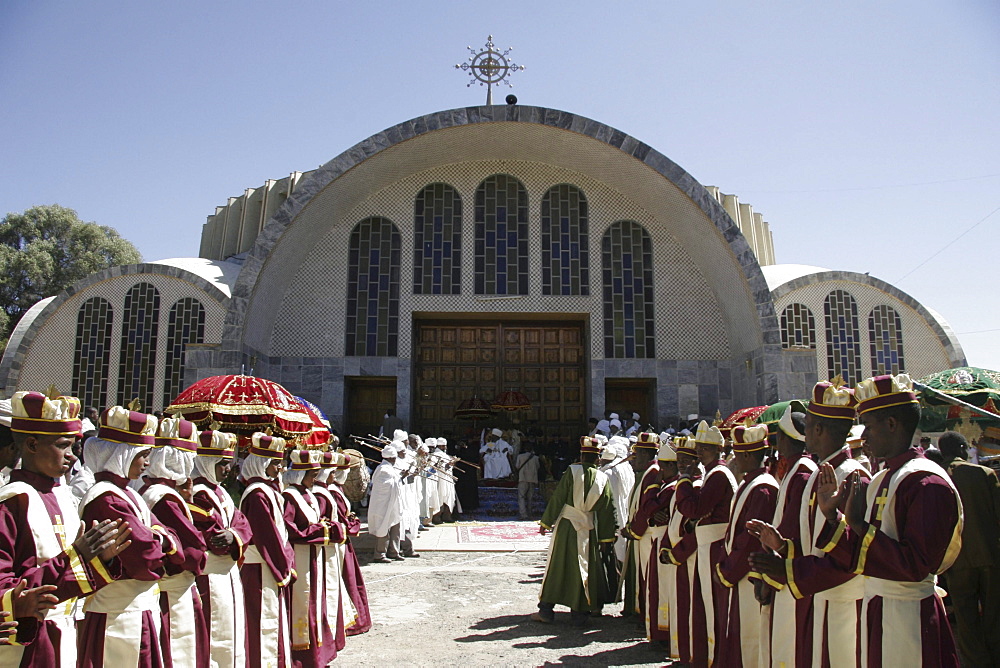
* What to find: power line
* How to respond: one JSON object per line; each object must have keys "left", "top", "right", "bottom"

{"left": 895, "top": 204, "right": 1000, "bottom": 284}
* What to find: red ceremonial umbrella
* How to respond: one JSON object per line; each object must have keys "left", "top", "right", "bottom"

{"left": 167, "top": 374, "right": 313, "bottom": 438}
{"left": 491, "top": 390, "right": 532, "bottom": 412}
{"left": 719, "top": 405, "right": 768, "bottom": 438}
{"left": 455, "top": 395, "right": 494, "bottom": 420}
{"left": 294, "top": 396, "right": 332, "bottom": 449}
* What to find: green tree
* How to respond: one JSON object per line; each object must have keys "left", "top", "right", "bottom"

{"left": 0, "top": 204, "right": 142, "bottom": 349}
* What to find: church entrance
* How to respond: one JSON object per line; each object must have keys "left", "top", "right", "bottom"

{"left": 604, "top": 378, "right": 656, "bottom": 431}
{"left": 344, "top": 376, "right": 397, "bottom": 440}
{"left": 412, "top": 318, "right": 587, "bottom": 441}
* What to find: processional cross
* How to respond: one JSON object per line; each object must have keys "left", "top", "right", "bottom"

{"left": 455, "top": 35, "right": 525, "bottom": 105}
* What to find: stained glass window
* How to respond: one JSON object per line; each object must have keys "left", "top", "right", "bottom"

{"left": 781, "top": 303, "right": 816, "bottom": 349}
{"left": 118, "top": 282, "right": 160, "bottom": 409}
{"left": 162, "top": 298, "right": 205, "bottom": 408}
{"left": 602, "top": 221, "right": 655, "bottom": 358}
{"left": 346, "top": 216, "right": 401, "bottom": 356}
{"left": 73, "top": 297, "right": 113, "bottom": 411}
{"left": 869, "top": 305, "right": 905, "bottom": 376}
{"left": 824, "top": 289, "right": 862, "bottom": 384}
{"left": 413, "top": 183, "right": 462, "bottom": 294}
{"left": 474, "top": 174, "right": 528, "bottom": 295}
{"left": 541, "top": 184, "right": 590, "bottom": 295}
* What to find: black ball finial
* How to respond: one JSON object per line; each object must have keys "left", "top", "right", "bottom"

{"left": 506, "top": 94, "right": 517, "bottom": 105}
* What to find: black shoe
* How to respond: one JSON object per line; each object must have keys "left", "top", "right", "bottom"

{"left": 372, "top": 556, "right": 392, "bottom": 564}
{"left": 418, "top": 526, "right": 428, "bottom": 532}
{"left": 390, "top": 555, "right": 405, "bottom": 561}
{"left": 403, "top": 552, "right": 420, "bottom": 558}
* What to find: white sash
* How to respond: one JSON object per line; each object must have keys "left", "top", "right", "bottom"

{"left": 772, "top": 457, "right": 817, "bottom": 530}
{"left": 194, "top": 482, "right": 235, "bottom": 527}
{"left": 0, "top": 481, "right": 82, "bottom": 665}
{"left": 241, "top": 481, "right": 289, "bottom": 565}
{"left": 141, "top": 483, "right": 193, "bottom": 522}
{"left": 545, "top": 465, "right": 608, "bottom": 605}
{"left": 725, "top": 472, "right": 778, "bottom": 554}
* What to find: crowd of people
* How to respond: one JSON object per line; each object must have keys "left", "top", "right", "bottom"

{"left": 0, "top": 391, "right": 371, "bottom": 667}
{"left": 532, "top": 373, "right": 1000, "bottom": 668}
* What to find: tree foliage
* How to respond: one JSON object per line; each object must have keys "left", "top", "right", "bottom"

{"left": 0, "top": 204, "right": 142, "bottom": 347}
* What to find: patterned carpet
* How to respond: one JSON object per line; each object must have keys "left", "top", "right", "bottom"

{"left": 455, "top": 522, "right": 550, "bottom": 544}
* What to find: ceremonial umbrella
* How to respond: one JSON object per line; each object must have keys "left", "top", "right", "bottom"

{"left": 454, "top": 395, "right": 493, "bottom": 420}
{"left": 167, "top": 374, "right": 313, "bottom": 438}
{"left": 915, "top": 367, "right": 1000, "bottom": 443}
{"left": 718, "top": 405, "right": 768, "bottom": 438}
{"left": 756, "top": 399, "right": 808, "bottom": 436}
{"left": 491, "top": 390, "right": 532, "bottom": 412}
{"left": 294, "top": 396, "right": 332, "bottom": 448}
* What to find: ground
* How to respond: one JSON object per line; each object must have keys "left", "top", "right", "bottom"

{"left": 339, "top": 524, "right": 670, "bottom": 667}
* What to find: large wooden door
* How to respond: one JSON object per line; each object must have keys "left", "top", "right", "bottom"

{"left": 344, "top": 377, "right": 396, "bottom": 440}
{"left": 413, "top": 320, "right": 586, "bottom": 439}
{"left": 604, "top": 378, "right": 656, "bottom": 429}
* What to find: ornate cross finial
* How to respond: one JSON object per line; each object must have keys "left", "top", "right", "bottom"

{"left": 455, "top": 35, "right": 525, "bottom": 105}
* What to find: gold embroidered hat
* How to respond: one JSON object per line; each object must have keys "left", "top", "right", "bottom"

{"left": 10, "top": 390, "right": 83, "bottom": 436}
{"left": 579, "top": 436, "right": 601, "bottom": 454}
{"left": 289, "top": 449, "right": 323, "bottom": 470}
{"left": 693, "top": 420, "right": 725, "bottom": 447}
{"left": 155, "top": 415, "right": 199, "bottom": 453}
{"left": 634, "top": 431, "right": 660, "bottom": 451}
{"left": 855, "top": 373, "right": 920, "bottom": 415}
{"left": 197, "top": 430, "right": 237, "bottom": 458}
{"left": 97, "top": 405, "right": 157, "bottom": 446}
{"left": 731, "top": 423, "right": 769, "bottom": 452}
{"left": 807, "top": 376, "right": 858, "bottom": 421}
{"left": 249, "top": 431, "right": 287, "bottom": 459}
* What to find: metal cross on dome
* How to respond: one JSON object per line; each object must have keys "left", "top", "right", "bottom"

{"left": 455, "top": 35, "right": 525, "bottom": 105}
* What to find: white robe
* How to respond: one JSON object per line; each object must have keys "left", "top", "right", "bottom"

{"left": 368, "top": 462, "right": 403, "bottom": 538}
{"left": 481, "top": 440, "right": 512, "bottom": 479}
{"left": 600, "top": 460, "right": 635, "bottom": 561}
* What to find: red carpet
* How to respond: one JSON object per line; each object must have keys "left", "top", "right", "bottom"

{"left": 455, "top": 522, "right": 549, "bottom": 544}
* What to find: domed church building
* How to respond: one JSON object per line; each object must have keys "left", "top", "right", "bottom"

{"left": 0, "top": 105, "right": 966, "bottom": 437}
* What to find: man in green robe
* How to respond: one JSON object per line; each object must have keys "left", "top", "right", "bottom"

{"left": 532, "top": 437, "right": 618, "bottom": 626}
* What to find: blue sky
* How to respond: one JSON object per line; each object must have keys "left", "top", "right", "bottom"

{"left": 2, "top": 1, "right": 998, "bottom": 371}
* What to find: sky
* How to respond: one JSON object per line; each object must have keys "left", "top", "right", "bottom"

{"left": 2, "top": 0, "right": 998, "bottom": 370}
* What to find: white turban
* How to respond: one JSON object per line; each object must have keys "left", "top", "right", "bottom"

{"left": 595, "top": 420, "right": 610, "bottom": 436}
{"left": 85, "top": 436, "right": 148, "bottom": 479}
{"left": 145, "top": 446, "right": 194, "bottom": 484}
{"left": 600, "top": 446, "right": 617, "bottom": 461}
{"left": 240, "top": 453, "right": 272, "bottom": 481}
{"left": 193, "top": 454, "right": 227, "bottom": 485}
{"left": 393, "top": 429, "right": 408, "bottom": 442}
{"left": 424, "top": 437, "right": 437, "bottom": 449}
{"left": 632, "top": 413, "right": 640, "bottom": 420}
{"left": 381, "top": 444, "right": 397, "bottom": 459}
{"left": 608, "top": 435, "right": 630, "bottom": 459}
{"left": 491, "top": 428, "right": 503, "bottom": 437}
{"left": 609, "top": 413, "right": 619, "bottom": 420}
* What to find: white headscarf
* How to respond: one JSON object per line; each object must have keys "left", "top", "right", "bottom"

{"left": 284, "top": 469, "right": 306, "bottom": 486}
{"left": 333, "top": 467, "right": 350, "bottom": 485}
{"left": 145, "top": 446, "right": 194, "bottom": 483}
{"left": 84, "top": 436, "right": 148, "bottom": 479}
{"left": 193, "top": 454, "right": 226, "bottom": 485}
{"left": 316, "top": 468, "right": 333, "bottom": 484}
{"left": 240, "top": 453, "right": 272, "bottom": 481}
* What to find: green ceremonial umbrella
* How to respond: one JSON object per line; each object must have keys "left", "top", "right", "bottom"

{"left": 915, "top": 366, "right": 1000, "bottom": 437}
{"left": 756, "top": 399, "right": 808, "bottom": 435}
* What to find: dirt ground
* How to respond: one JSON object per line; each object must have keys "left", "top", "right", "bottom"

{"left": 335, "top": 548, "right": 671, "bottom": 667}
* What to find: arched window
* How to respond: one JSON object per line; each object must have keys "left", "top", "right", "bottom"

{"left": 474, "top": 174, "right": 528, "bottom": 295}
{"left": 162, "top": 298, "right": 206, "bottom": 408}
{"left": 118, "top": 282, "right": 160, "bottom": 409}
{"left": 541, "top": 184, "right": 590, "bottom": 295}
{"left": 73, "top": 297, "right": 113, "bottom": 410}
{"left": 602, "top": 221, "right": 655, "bottom": 358}
{"left": 869, "top": 305, "right": 905, "bottom": 376}
{"left": 781, "top": 303, "right": 816, "bottom": 349}
{"left": 413, "top": 183, "right": 462, "bottom": 295}
{"left": 346, "top": 216, "right": 401, "bottom": 356}
{"left": 824, "top": 289, "right": 862, "bottom": 385}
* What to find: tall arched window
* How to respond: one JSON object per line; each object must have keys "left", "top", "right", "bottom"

{"left": 162, "top": 298, "right": 206, "bottom": 408}
{"left": 73, "top": 297, "right": 113, "bottom": 410}
{"left": 474, "top": 174, "right": 528, "bottom": 295}
{"left": 413, "top": 183, "right": 462, "bottom": 295}
{"left": 541, "top": 184, "right": 590, "bottom": 295}
{"left": 824, "top": 289, "right": 862, "bottom": 384}
{"left": 602, "top": 221, "right": 655, "bottom": 358}
{"left": 781, "top": 303, "right": 816, "bottom": 349}
{"left": 869, "top": 305, "right": 905, "bottom": 376}
{"left": 346, "top": 216, "right": 401, "bottom": 356}
{"left": 118, "top": 282, "right": 160, "bottom": 409}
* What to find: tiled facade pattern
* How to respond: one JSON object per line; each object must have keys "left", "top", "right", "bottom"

{"left": 823, "top": 289, "right": 863, "bottom": 385}
{"left": 412, "top": 183, "right": 462, "bottom": 295}
{"left": 602, "top": 221, "right": 655, "bottom": 359}
{"left": 345, "top": 217, "right": 401, "bottom": 357}
{"left": 73, "top": 297, "right": 113, "bottom": 410}
{"left": 780, "top": 303, "right": 816, "bottom": 349}
{"left": 163, "top": 298, "right": 206, "bottom": 409}
{"left": 869, "top": 304, "right": 905, "bottom": 376}
{"left": 117, "top": 283, "right": 161, "bottom": 410}
{"left": 540, "top": 184, "right": 590, "bottom": 296}
{"left": 474, "top": 174, "right": 529, "bottom": 295}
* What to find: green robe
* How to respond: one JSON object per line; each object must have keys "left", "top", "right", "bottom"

{"left": 538, "top": 462, "right": 617, "bottom": 612}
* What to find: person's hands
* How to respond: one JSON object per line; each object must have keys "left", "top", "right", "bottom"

{"left": 98, "top": 521, "right": 132, "bottom": 562}
{"left": 844, "top": 471, "right": 869, "bottom": 531}
{"left": 209, "top": 529, "right": 235, "bottom": 550}
{"left": 815, "top": 463, "right": 841, "bottom": 522}
{"left": 0, "top": 610, "right": 16, "bottom": 644}
{"left": 746, "top": 520, "right": 786, "bottom": 555}
{"left": 538, "top": 525, "right": 548, "bottom": 536}
{"left": 748, "top": 552, "right": 786, "bottom": 585}
{"left": 658, "top": 548, "right": 673, "bottom": 565}
{"left": 74, "top": 519, "right": 126, "bottom": 562}
{"left": 652, "top": 509, "right": 670, "bottom": 525}
{"left": 10, "top": 580, "right": 58, "bottom": 620}
{"left": 753, "top": 578, "right": 775, "bottom": 606}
